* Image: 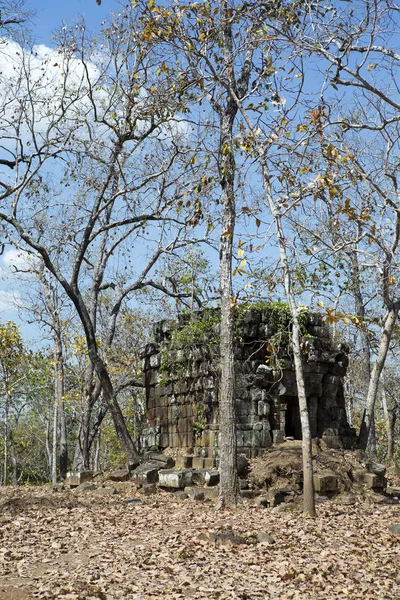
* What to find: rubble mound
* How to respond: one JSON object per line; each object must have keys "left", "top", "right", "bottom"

{"left": 249, "top": 440, "right": 396, "bottom": 502}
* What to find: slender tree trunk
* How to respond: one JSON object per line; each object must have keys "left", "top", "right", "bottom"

{"left": 349, "top": 251, "right": 377, "bottom": 457}
{"left": 381, "top": 373, "right": 394, "bottom": 465}
{"left": 56, "top": 345, "right": 68, "bottom": 481}
{"left": 274, "top": 217, "right": 315, "bottom": 515}
{"left": 93, "top": 429, "right": 101, "bottom": 472}
{"left": 359, "top": 306, "right": 399, "bottom": 450}
{"left": 4, "top": 394, "right": 8, "bottom": 486}
{"left": 51, "top": 397, "right": 58, "bottom": 485}
{"left": 45, "top": 409, "right": 52, "bottom": 478}
{"left": 9, "top": 430, "right": 17, "bottom": 486}
{"left": 215, "top": 0, "right": 241, "bottom": 509}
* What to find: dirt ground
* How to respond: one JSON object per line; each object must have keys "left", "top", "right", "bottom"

{"left": 0, "top": 485, "right": 399, "bottom": 600}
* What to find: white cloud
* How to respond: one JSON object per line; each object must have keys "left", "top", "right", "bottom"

{"left": 0, "top": 289, "right": 22, "bottom": 312}
{"left": 0, "top": 248, "right": 39, "bottom": 281}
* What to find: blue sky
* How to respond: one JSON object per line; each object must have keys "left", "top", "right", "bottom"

{"left": 30, "top": 0, "right": 118, "bottom": 45}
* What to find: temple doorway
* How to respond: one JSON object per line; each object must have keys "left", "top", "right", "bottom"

{"left": 284, "top": 396, "right": 302, "bottom": 440}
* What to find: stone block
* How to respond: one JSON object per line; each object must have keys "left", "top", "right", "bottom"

{"left": 158, "top": 469, "right": 193, "bottom": 489}
{"left": 272, "top": 430, "right": 284, "bottom": 445}
{"left": 188, "top": 491, "right": 205, "bottom": 501}
{"left": 364, "top": 472, "right": 386, "bottom": 489}
{"left": 143, "top": 452, "right": 175, "bottom": 469}
{"left": 74, "top": 482, "right": 96, "bottom": 493}
{"left": 173, "top": 491, "right": 188, "bottom": 501}
{"left": 184, "top": 486, "right": 219, "bottom": 500}
{"left": 204, "top": 458, "right": 216, "bottom": 469}
{"left": 191, "top": 469, "right": 219, "bottom": 487}
{"left": 313, "top": 473, "right": 338, "bottom": 495}
{"left": 131, "top": 463, "right": 161, "bottom": 485}
{"left": 192, "top": 457, "right": 205, "bottom": 469}
{"left": 91, "top": 487, "right": 116, "bottom": 496}
{"left": 108, "top": 469, "right": 130, "bottom": 482}
{"left": 183, "top": 455, "right": 193, "bottom": 468}
{"left": 66, "top": 471, "right": 93, "bottom": 488}
{"left": 141, "top": 483, "right": 157, "bottom": 496}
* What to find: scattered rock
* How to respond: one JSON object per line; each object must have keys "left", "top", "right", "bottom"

{"left": 73, "top": 482, "right": 97, "bottom": 493}
{"left": 256, "top": 497, "right": 270, "bottom": 508}
{"left": 159, "top": 470, "right": 192, "bottom": 489}
{"left": 200, "top": 531, "right": 247, "bottom": 546}
{"left": 143, "top": 452, "right": 175, "bottom": 469}
{"left": 271, "top": 502, "right": 295, "bottom": 514}
{"left": 256, "top": 532, "right": 275, "bottom": 545}
{"left": 141, "top": 484, "right": 157, "bottom": 496}
{"left": 91, "top": 487, "right": 116, "bottom": 496}
{"left": 108, "top": 469, "right": 130, "bottom": 482}
{"left": 173, "top": 491, "right": 188, "bottom": 501}
{"left": 313, "top": 473, "right": 337, "bottom": 495}
{"left": 388, "top": 524, "right": 400, "bottom": 536}
{"left": 188, "top": 491, "right": 204, "bottom": 502}
{"left": 66, "top": 471, "right": 93, "bottom": 488}
{"left": 123, "top": 498, "right": 142, "bottom": 505}
{"left": 184, "top": 486, "right": 219, "bottom": 500}
{"left": 131, "top": 463, "right": 161, "bottom": 485}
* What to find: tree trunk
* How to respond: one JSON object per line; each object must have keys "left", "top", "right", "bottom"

{"left": 260, "top": 160, "right": 315, "bottom": 516}
{"left": 359, "top": 306, "right": 399, "bottom": 450}
{"left": 381, "top": 373, "right": 394, "bottom": 465}
{"left": 215, "top": 1, "right": 241, "bottom": 509}
{"left": 51, "top": 396, "right": 58, "bottom": 485}
{"left": 9, "top": 430, "right": 17, "bottom": 486}
{"left": 4, "top": 403, "right": 8, "bottom": 486}
{"left": 349, "top": 251, "right": 377, "bottom": 457}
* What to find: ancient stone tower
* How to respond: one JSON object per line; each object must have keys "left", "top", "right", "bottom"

{"left": 140, "top": 304, "right": 355, "bottom": 458}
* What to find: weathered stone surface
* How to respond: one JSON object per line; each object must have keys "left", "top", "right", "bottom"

{"left": 388, "top": 524, "right": 400, "bottom": 536}
{"left": 173, "top": 491, "right": 189, "bottom": 501}
{"left": 141, "top": 307, "right": 354, "bottom": 458}
{"left": 108, "top": 469, "right": 130, "bottom": 482}
{"left": 66, "top": 471, "right": 93, "bottom": 488}
{"left": 256, "top": 532, "right": 275, "bottom": 545}
{"left": 131, "top": 463, "right": 161, "bottom": 485}
{"left": 92, "top": 487, "right": 116, "bottom": 496}
{"left": 141, "top": 483, "right": 157, "bottom": 496}
{"left": 74, "top": 482, "right": 97, "bottom": 493}
{"left": 313, "top": 473, "right": 338, "bottom": 495}
{"left": 143, "top": 452, "right": 175, "bottom": 469}
{"left": 185, "top": 486, "right": 219, "bottom": 500}
{"left": 159, "top": 469, "right": 192, "bottom": 489}
{"left": 386, "top": 486, "right": 400, "bottom": 496}
{"left": 364, "top": 472, "right": 386, "bottom": 489}
{"left": 191, "top": 470, "right": 220, "bottom": 487}
{"left": 188, "top": 490, "right": 205, "bottom": 501}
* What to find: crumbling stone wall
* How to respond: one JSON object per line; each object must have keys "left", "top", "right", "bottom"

{"left": 140, "top": 306, "right": 355, "bottom": 458}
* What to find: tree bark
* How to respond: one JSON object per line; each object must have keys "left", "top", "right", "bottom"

{"left": 359, "top": 306, "right": 399, "bottom": 450}
{"left": 272, "top": 202, "right": 315, "bottom": 516}
{"left": 381, "top": 372, "right": 394, "bottom": 465}
{"left": 51, "top": 395, "right": 58, "bottom": 485}
{"left": 216, "top": 0, "right": 241, "bottom": 510}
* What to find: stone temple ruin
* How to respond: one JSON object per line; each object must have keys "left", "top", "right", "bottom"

{"left": 140, "top": 304, "right": 356, "bottom": 462}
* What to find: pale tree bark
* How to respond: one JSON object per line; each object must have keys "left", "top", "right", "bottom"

{"left": 226, "top": 91, "right": 316, "bottom": 515}
{"left": 359, "top": 306, "right": 399, "bottom": 450}
{"left": 264, "top": 168, "right": 315, "bottom": 516}
{"left": 380, "top": 372, "right": 394, "bottom": 465}
{"left": 51, "top": 393, "right": 57, "bottom": 485}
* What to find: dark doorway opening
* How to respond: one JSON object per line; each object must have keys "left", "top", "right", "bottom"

{"left": 284, "top": 396, "right": 302, "bottom": 440}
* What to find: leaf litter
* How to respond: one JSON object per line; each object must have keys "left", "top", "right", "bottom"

{"left": 0, "top": 486, "right": 399, "bottom": 599}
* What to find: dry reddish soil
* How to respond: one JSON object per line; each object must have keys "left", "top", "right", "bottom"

{"left": 0, "top": 485, "right": 399, "bottom": 599}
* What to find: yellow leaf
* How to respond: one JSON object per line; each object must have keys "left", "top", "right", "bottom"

{"left": 238, "top": 249, "right": 245, "bottom": 258}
